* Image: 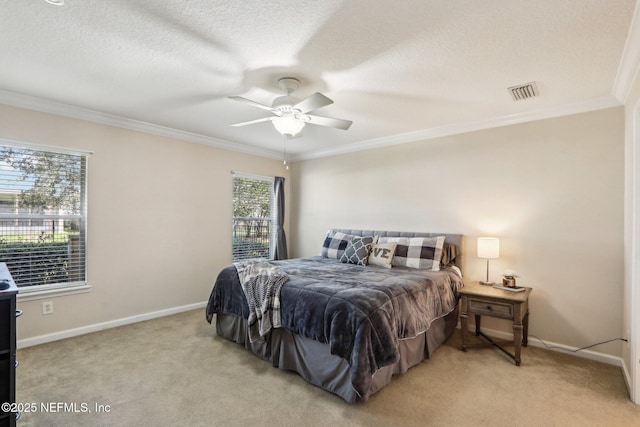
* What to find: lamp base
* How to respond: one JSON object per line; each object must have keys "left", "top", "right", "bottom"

{"left": 479, "top": 281, "right": 494, "bottom": 286}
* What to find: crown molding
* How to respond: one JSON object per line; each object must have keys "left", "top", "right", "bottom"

{"left": 0, "top": 90, "right": 622, "bottom": 164}
{"left": 0, "top": 90, "right": 283, "bottom": 160}
{"left": 294, "top": 95, "right": 622, "bottom": 161}
{"left": 613, "top": 0, "right": 640, "bottom": 103}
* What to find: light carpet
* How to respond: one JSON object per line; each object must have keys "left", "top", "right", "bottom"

{"left": 14, "top": 309, "right": 640, "bottom": 426}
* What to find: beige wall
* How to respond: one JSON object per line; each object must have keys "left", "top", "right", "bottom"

{"left": 291, "top": 108, "right": 625, "bottom": 357}
{"left": 0, "top": 104, "right": 289, "bottom": 342}
{"left": 0, "top": 102, "right": 626, "bottom": 361}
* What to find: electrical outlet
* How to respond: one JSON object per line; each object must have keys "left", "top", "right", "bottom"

{"left": 42, "top": 301, "right": 54, "bottom": 315}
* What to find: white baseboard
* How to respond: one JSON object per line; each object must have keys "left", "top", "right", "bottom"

{"left": 17, "top": 301, "right": 208, "bottom": 349}
{"left": 460, "top": 324, "right": 624, "bottom": 367}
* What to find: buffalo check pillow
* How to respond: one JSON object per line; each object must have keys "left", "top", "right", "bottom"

{"left": 377, "top": 236, "right": 445, "bottom": 270}
{"left": 321, "top": 230, "right": 357, "bottom": 259}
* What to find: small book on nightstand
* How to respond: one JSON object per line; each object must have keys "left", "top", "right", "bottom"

{"left": 492, "top": 284, "right": 526, "bottom": 292}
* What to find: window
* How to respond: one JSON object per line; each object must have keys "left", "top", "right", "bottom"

{"left": 0, "top": 143, "right": 88, "bottom": 293}
{"left": 232, "top": 173, "right": 275, "bottom": 261}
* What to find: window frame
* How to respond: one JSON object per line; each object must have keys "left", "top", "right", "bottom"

{"left": 0, "top": 139, "right": 91, "bottom": 301}
{"left": 232, "top": 172, "right": 276, "bottom": 262}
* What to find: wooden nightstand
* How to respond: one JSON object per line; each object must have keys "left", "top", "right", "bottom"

{"left": 459, "top": 281, "right": 532, "bottom": 366}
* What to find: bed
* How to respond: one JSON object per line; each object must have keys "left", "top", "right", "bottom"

{"left": 205, "top": 229, "right": 464, "bottom": 402}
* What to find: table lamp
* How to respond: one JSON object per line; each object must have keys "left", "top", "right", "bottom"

{"left": 477, "top": 237, "right": 499, "bottom": 285}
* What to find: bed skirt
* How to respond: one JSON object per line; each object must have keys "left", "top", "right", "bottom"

{"left": 215, "top": 304, "right": 459, "bottom": 402}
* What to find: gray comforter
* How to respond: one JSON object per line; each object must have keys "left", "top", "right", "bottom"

{"left": 206, "top": 256, "right": 463, "bottom": 398}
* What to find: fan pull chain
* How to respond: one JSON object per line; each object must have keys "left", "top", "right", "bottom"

{"left": 283, "top": 143, "right": 289, "bottom": 170}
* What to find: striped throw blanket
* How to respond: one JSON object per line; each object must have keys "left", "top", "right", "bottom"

{"left": 234, "top": 260, "right": 289, "bottom": 342}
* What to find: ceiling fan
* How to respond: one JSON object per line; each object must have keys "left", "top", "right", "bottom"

{"left": 229, "top": 77, "right": 352, "bottom": 138}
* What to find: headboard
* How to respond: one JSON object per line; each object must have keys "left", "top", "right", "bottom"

{"left": 332, "top": 229, "right": 464, "bottom": 274}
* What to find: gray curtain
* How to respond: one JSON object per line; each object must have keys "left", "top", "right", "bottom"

{"left": 273, "top": 176, "right": 288, "bottom": 260}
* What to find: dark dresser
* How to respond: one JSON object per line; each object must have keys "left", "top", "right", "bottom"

{"left": 0, "top": 263, "right": 18, "bottom": 427}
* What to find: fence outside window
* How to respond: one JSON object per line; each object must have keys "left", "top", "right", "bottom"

{"left": 232, "top": 217, "right": 271, "bottom": 261}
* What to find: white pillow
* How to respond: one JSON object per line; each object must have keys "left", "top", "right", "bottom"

{"left": 368, "top": 242, "right": 397, "bottom": 268}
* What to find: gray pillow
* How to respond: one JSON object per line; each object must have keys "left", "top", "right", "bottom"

{"left": 340, "top": 236, "right": 375, "bottom": 266}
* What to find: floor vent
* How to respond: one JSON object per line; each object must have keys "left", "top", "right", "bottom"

{"left": 508, "top": 82, "right": 539, "bottom": 101}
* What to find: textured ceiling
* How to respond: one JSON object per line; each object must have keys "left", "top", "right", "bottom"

{"left": 0, "top": 0, "right": 637, "bottom": 160}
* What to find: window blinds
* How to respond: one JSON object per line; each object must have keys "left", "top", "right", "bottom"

{"left": 232, "top": 173, "right": 275, "bottom": 262}
{"left": 0, "top": 145, "right": 87, "bottom": 288}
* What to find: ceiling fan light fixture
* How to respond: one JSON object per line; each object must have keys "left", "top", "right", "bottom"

{"left": 229, "top": 76, "right": 351, "bottom": 135}
{"left": 272, "top": 116, "right": 305, "bottom": 137}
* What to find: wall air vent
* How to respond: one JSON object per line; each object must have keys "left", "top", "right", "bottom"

{"left": 508, "top": 81, "right": 539, "bottom": 101}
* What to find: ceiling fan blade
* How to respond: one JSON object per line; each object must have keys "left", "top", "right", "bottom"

{"left": 228, "top": 96, "right": 275, "bottom": 112}
{"left": 293, "top": 92, "right": 333, "bottom": 113}
{"left": 230, "top": 116, "right": 274, "bottom": 127}
{"left": 306, "top": 114, "right": 353, "bottom": 130}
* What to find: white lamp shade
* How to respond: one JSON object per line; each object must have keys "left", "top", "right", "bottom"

{"left": 477, "top": 237, "right": 499, "bottom": 259}
{"left": 272, "top": 116, "right": 305, "bottom": 137}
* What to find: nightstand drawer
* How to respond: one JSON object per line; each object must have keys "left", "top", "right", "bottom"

{"left": 468, "top": 298, "right": 513, "bottom": 319}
